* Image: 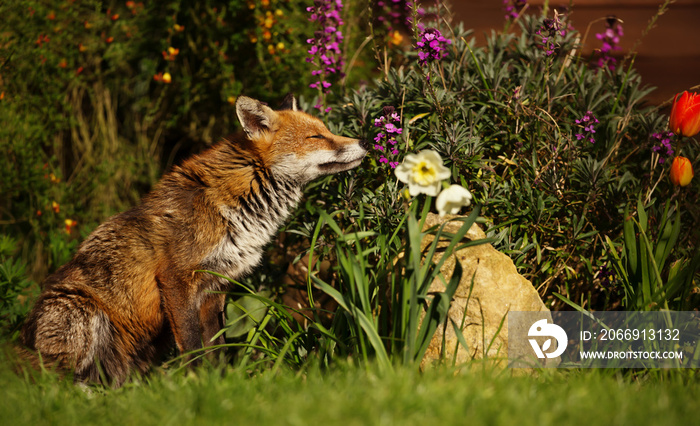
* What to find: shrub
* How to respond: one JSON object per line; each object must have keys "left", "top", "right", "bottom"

{"left": 302, "top": 8, "right": 698, "bottom": 317}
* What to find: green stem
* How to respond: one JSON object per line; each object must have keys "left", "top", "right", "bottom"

{"left": 611, "top": 57, "right": 635, "bottom": 116}
{"left": 465, "top": 42, "right": 494, "bottom": 102}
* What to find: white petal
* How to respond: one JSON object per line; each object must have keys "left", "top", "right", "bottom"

{"left": 436, "top": 166, "right": 451, "bottom": 181}
{"left": 394, "top": 163, "right": 411, "bottom": 184}
{"left": 426, "top": 181, "right": 443, "bottom": 197}
{"left": 422, "top": 150, "right": 451, "bottom": 180}
{"left": 408, "top": 183, "right": 423, "bottom": 197}
{"left": 420, "top": 150, "right": 443, "bottom": 163}
{"left": 436, "top": 185, "right": 472, "bottom": 216}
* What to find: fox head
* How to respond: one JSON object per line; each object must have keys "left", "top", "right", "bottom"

{"left": 235, "top": 95, "right": 368, "bottom": 183}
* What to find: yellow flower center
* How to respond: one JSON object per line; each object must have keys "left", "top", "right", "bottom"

{"left": 413, "top": 161, "right": 436, "bottom": 185}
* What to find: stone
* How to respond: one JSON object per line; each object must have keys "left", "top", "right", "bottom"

{"left": 281, "top": 252, "right": 337, "bottom": 329}
{"left": 419, "top": 213, "right": 558, "bottom": 368}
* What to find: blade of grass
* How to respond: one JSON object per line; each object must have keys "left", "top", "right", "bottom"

{"left": 312, "top": 276, "right": 392, "bottom": 372}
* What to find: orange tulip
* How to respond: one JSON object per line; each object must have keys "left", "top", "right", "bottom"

{"left": 669, "top": 156, "right": 694, "bottom": 187}
{"left": 669, "top": 91, "right": 700, "bottom": 137}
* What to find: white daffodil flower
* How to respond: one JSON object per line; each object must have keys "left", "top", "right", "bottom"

{"left": 436, "top": 184, "right": 472, "bottom": 217}
{"left": 394, "top": 150, "right": 451, "bottom": 196}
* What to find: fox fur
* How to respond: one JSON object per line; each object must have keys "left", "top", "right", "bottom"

{"left": 20, "top": 95, "right": 368, "bottom": 385}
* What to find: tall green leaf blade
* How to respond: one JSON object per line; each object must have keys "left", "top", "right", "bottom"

{"left": 637, "top": 198, "right": 648, "bottom": 232}
{"left": 654, "top": 206, "right": 681, "bottom": 273}
{"left": 622, "top": 206, "right": 638, "bottom": 282}
{"left": 312, "top": 276, "right": 392, "bottom": 371}
{"left": 414, "top": 261, "right": 463, "bottom": 362}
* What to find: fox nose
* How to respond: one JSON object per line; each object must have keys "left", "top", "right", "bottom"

{"left": 359, "top": 139, "right": 371, "bottom": 151}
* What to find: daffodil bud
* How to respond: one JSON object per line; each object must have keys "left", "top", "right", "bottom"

{"left": 436, "top": 185, "right": 472, "bottom": 217}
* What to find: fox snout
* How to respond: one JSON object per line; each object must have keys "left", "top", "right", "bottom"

{"left": 311, "top": 138, "right": 367, "bottom": 177}
{"left": 359, "top": 139, "right": 370, "bottom": 151}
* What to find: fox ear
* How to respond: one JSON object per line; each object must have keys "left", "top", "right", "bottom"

{"left": 236, "top": 96, "right": 278, "bottom": 138}
{"left": 278, "top": 93, "right": 298, "bottom": 111}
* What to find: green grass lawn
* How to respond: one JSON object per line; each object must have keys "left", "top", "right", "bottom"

{"left": 1, "top": 361, "right": 698, "bottom": 426}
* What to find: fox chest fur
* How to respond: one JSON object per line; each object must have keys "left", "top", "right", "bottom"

{"left": 21, "top": 95, "right": 367, "bottom": 386}
{"left": 155, "top": 147, "right": 305, "bottom": 287}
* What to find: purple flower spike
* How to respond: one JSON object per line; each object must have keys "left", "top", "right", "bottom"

{"left": 306, "top": 0, "right": 345, "bottom": 112}
{"left": 416, "top": 28, "right": 452, "bottom": 67}
{"left": 536, "top": 13, "right": 567, "bottom": 56}
{"left": 503, "top": 0, "right": 527, "bottom": 21}
{"left": 574, "top": 111, "right": 599, "bottom": 144}
{"left": 650, "top": 131, "right": 675, "bottom": 164}
{"left": 373, "top": 106, "right": 403, "bottom": 168}
{"left": 595, "top": 16, "right": 624, "bottom": 70}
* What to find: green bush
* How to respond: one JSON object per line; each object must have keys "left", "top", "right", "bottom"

{"left": 305, "top": 10, "right": 698, "bottom": 316}
{"left": 0, "top": 236, "right": 37, "bottom": 339}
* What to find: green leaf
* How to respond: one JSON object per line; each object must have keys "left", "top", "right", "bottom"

{"left": 408, "top": 112, "right": 431, "bottom": 124}
{"left": 312, "top": 276, "right": 392, "bottom": 371}
{"left": 622, "top": 205, "right": 638, "bottom": 279}
{"left": 654, "top": 205, "right": 680, "bottom": 273}
{"left": 224, "top": 291, "right": 271, "bottom": 339}
{"left": 637, "top": 198, "right": 648, "bottom": 232}
{"left": 414, "top": 260, "right": 463, "bottom": 362}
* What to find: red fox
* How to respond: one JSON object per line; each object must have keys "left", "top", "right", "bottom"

{"left": 20, "top": 95, "right": 368, "bottom": 385}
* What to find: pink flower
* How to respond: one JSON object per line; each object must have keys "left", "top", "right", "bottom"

{"left": 373, "top": 106, "right": 403, "bottom": 168}
{"left": 416, "top": 28, "right": 451, "bottom": 66}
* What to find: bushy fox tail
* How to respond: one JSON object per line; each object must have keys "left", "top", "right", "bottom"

{"left": 1, "top": 342, "right": 70, "bottom": 382}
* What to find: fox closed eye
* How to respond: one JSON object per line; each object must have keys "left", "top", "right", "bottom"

{"left": 307, "top": 134, "right": 326, "bottom": 139}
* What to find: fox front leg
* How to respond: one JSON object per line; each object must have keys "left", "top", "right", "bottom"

{"left": 156, "top": 271, "right": 204, "bottom": 354}
{"left": 199, "top": 292, "right": 226, "bottom": 347}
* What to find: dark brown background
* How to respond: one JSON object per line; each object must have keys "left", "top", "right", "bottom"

{"left": 450, "top": 0, "right": 700, "bottom": 105}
